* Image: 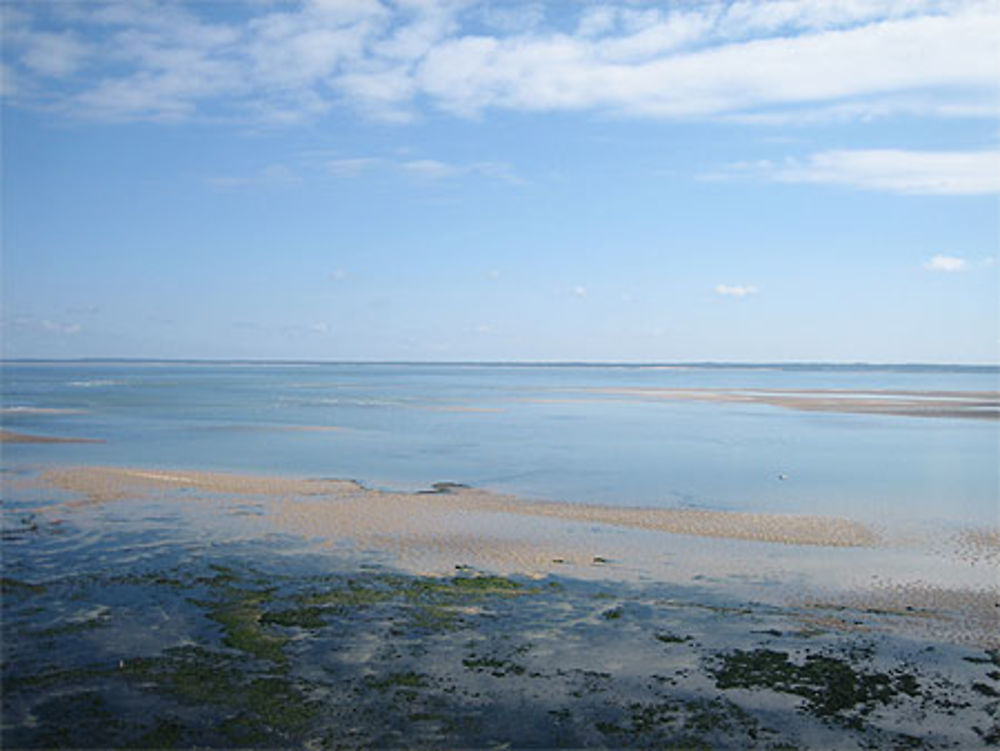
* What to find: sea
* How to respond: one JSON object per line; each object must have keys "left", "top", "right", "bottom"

{"left": 2, "top": 361, "right": 997, "bottom": 528}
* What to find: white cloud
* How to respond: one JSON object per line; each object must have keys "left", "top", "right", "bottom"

{"left": 572, "top": 285, "right": 587, "bottom": 298}
{"left": 710, "top": 149, "right": 1000, "bottom": 195}
{"left": 715, "top": 284, "right": 758, "bottom": 297}
{"left": 41, "top": 320, "right": 82, "bottom": 335}
{"left": 20, "top": 31, "right": 91, "bottom": 77}
{"left": 774, "top": 149, "right": 1000, "bottom": 195}
{"left": 8, "top": 316, "right": 84, "bottom": 335}
{"left": 415, "top": 4, "right": 998, "bottom": 120}
{"left": 329, "top": 269, "right": 348, "bottom": 280}
{"left": 400, "top": 158, "right": 458, "bottom": 178}
{"left": 206, "top": 163, "right": 299, "bottom": 189}
{"left": 3, "top": 1, "right": 995, "bottom": 126}
{"left": 923, "top": 254, "right": 968, "bottom": 272}
{"left": 326, "top": 157, "right": 380, "bottom": 176}
{"left": 398, "top": 158, "right": 519, "bottom": 182}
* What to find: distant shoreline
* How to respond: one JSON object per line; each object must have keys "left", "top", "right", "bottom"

{"left": 3, "top": 358, "right": 999, "bottom": 373}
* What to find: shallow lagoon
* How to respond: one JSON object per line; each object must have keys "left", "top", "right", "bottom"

{"left": 3, "top": 362, "right": 997, "bottom": 525}
{"left": 3, "top": 487, "right": 998, "bottom": 750}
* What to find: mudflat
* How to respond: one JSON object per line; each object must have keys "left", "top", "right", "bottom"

{"left": 3, "top": 463, "right": 998, "bottom": 749}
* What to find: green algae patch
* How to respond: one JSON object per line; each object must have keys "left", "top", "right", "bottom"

{"left": 259, "top": 605, "right": 327, "bottom": 629}
{"left": 298, "top": 579, "right": 396, "bottom": 608}
{"left": 450, "top": 574, "right": 521, "bottom": 593}
{"left": 1, "top": 577, "right": 47, "bottom": 597}
{"left": 655, "top": 632, "right": 693, "bottom": 644}
{"left": 125, "top": 645, "right": 317, "bottom": 744}
{"left": 367, "top": 671, "right": 429, "bottom": 691}
{"left": 595, "top": 696, "right": 764, "bottom": 750}
{"left": 407, "top": 603, "right": 464, "bottom": 632}
{"left": 462, "top": 655, "right": 526, "bottom": 677}
{"left": 125, "top": 646, "right": 242, "bottom": 705}
{"left": 133, "top": 716, "right": 188, "bottom": 748}
{"left": 5, "top": 664, "right": 114, "bottom": 692}
{"left": 290, "top": 571, "right": 536, "bottom": 635}
{"left": 195, "top": 582, "right": 290, "bottom": 665}
{"left": 710, "top": 648, "right": 905, "bottom": 721}
{"left": 35, "top": 608, "right": 112, "bottom": 638}
{"left": 32, "top": 690, "right": 121, "bottom": 749}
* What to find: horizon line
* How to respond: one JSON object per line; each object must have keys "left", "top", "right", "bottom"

{"left": 2, "top": 357, "right": 998, "bottom": 370}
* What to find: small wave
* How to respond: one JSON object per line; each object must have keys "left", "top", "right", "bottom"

{"left": 68, "top": 379, "right": 127, "bottom": 388}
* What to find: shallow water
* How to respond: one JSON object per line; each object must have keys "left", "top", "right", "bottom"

{"left": 3, "top": 361, "right": 997, "bottom": 526}
{"left": 3, "top": 498, "right": 997, "bottom": 750}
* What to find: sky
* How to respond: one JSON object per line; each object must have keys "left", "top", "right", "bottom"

{"left": 1, "top": 0, "right": 998, "bottom": 363}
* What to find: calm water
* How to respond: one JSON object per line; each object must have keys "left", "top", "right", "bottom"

{"left": 2, "top": 362, "right": 997, "bottom": 526}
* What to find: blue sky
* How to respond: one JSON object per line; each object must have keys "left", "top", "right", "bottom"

{"left": 2, "top": 0, "right": 997, "bottom": 362}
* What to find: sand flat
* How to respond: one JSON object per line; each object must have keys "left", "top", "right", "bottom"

{"left": 0, "top": 429, "right": 103, "bottom": 444}
{"left": 38, "top": 464, "right": 878, "bottom": 548}
{"left": 16, "top": 463, "right": 1000, "bottom": 649}
{"left": 533, "top": 386, "right": 1000, "bottom": 419}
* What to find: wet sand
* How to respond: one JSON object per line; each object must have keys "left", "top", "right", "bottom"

{"left": 20, "top": 464, "right": 999, "bottom": 648}
{"left": 5, "top": 462, "right": 999, "bottom": 748}
{"left": 37, "top": 465, "right": 879, "bottom": 548}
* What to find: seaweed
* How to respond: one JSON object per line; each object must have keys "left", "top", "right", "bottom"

{"left": 711, "top": 648, "right": 904, "bottom": 721}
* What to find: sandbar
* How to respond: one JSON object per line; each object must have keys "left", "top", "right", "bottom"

{"left": 17, "top": 464, "right": 998, "bottom": 648}
{"left": 0, "top": 429, "right": 103, "bottom": 444}
{"left": 37, "top": 465, "right": 878, "bottom": 548}
{"left": 524, "top": 387, "right": 1000, "bottom": 419}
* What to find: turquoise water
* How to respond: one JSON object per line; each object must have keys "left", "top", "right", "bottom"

{"left": 2, "top": 362, "right": 997, "bottom": 526}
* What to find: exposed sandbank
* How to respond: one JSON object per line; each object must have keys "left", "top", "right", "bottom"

{"left": 37, "top": 465, "right": 879, "bottom": 548}
{"left": 0, "top": 429, "right": 103, "bottom": 444}
{"left": 17, "top": 464, "right": 1000, "bottom": 647}
{"left": 522, "top": 387, "right": 1000, "bottom": 419}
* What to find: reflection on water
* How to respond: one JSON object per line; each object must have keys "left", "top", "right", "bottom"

{"left": 2, "top": 361, "right": 997, "bottom": 525}
{"left": 3, "top": 486, "right": 997, "bottom": 750}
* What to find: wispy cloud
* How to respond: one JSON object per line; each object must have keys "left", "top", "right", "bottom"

{"left": 774, "top": 149, "right": 1000, "bottom": 195}
{"left": 65, "top": 304, "right": 100, "bottom": 315}
{"left": 7, "top": 316, "right": 84, "bottom": 335}
{"left": 572, "top": 285, "right": 588, "bottom": 299}
{"left": 708, "top": 149, "right": 1000, "bottom": 195}
{"left": 923, "top": 254, "right": 968, "bottom": 272}
{"left": 400, "top": 158, "right": 458, "bottom": 179}
{"left": 206, "top": 163, "right": 300, "bottom": 190}
{"left": 398, "top": 158, "right": 521, "bottom": 183}
{"left": 326, "top": 157, "right": 380, "bottom": 177}
{"left": 3, "top": 1, "right": 995, "bottom": 126}
{"left": 715, "top": 284, "right": 758, "bottom": 297}
{"left": 280, "top": 321, "right": 332, "bottom": 337}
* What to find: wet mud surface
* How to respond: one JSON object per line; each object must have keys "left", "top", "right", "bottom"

{"left": 4, "top": 539, "right": 999, "bottom": 748}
